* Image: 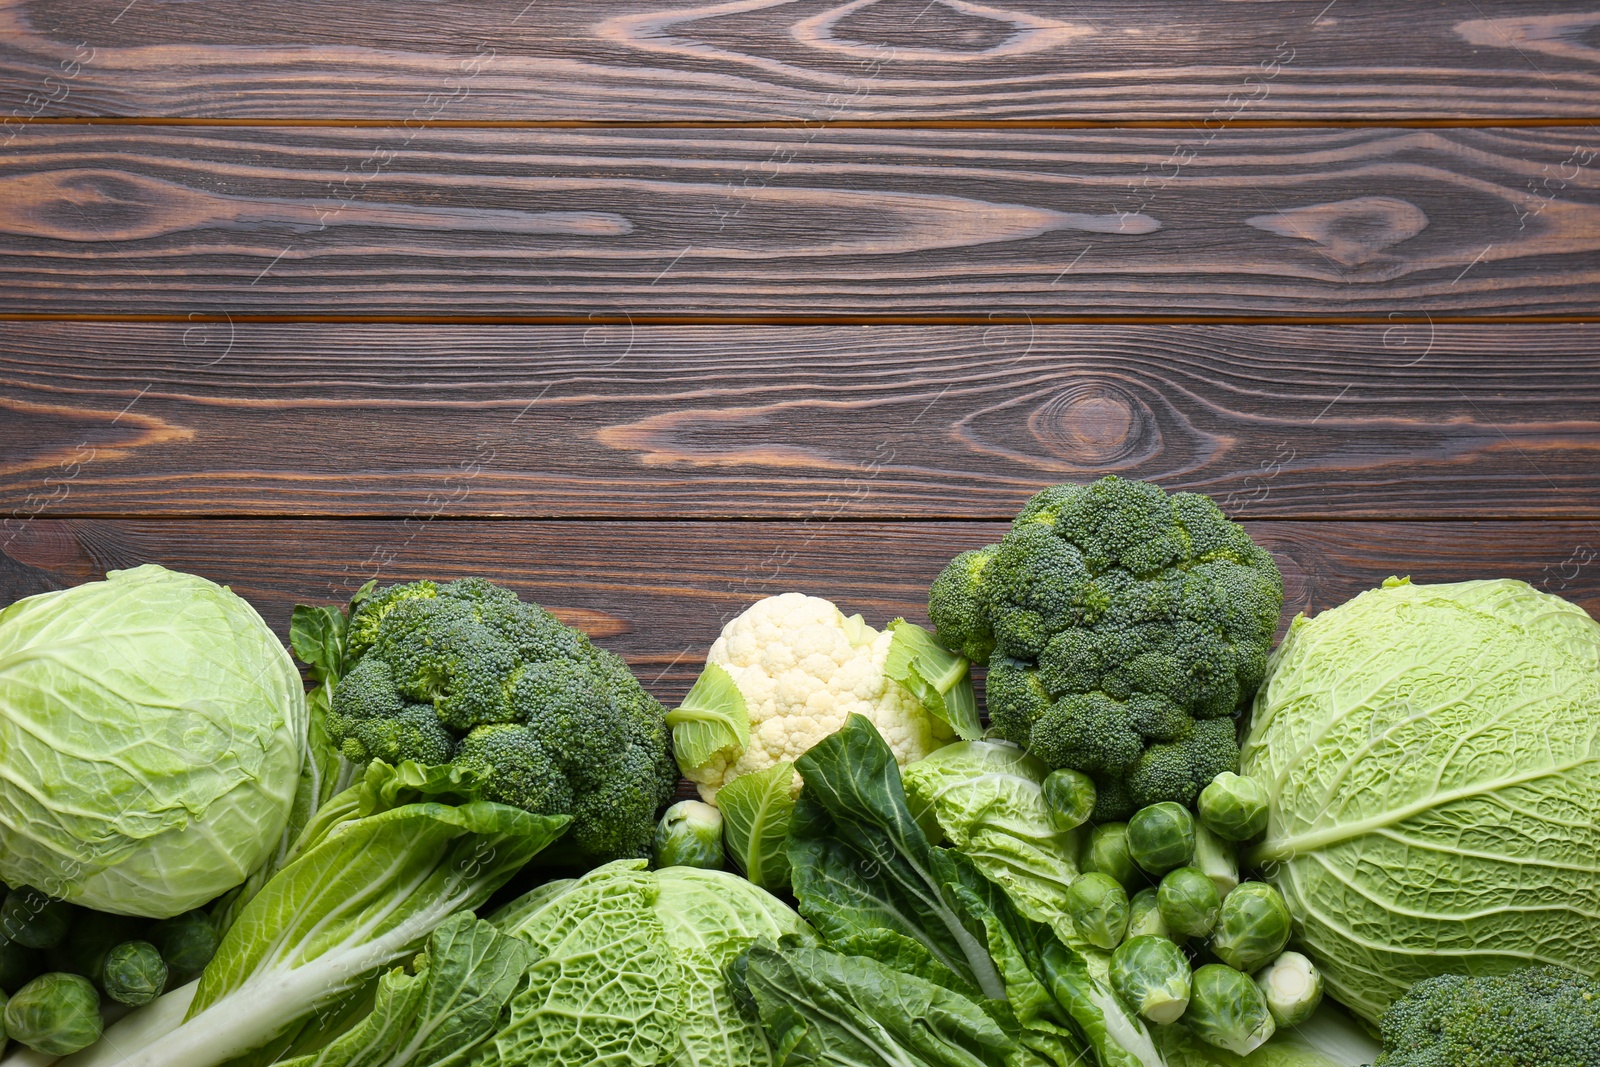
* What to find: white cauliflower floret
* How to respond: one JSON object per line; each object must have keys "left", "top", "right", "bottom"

{"left": 686, "top": 593, "right": 955, "bottom": 804}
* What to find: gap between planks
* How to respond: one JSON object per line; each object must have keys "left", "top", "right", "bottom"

{"left": 2, "top": 313, "right": 1599, "bottom": 326}
{"left": 9, "top": 118, "right": 1600, "bottom": 130}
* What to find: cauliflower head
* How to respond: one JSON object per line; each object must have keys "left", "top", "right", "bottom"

{"left": 683, "top": 594, "right": 955, "bottom": 803}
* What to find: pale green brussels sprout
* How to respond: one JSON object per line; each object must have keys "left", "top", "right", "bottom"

{"left": 1042, "top": 768, "right": 1097, "bottom": 832}
{"left": 153, "top": 909, "right": 219, "bottom": 978}
{"left": 1254, "top": 950, "right": 1323, "bottom": 1027}
{"left": 1110, "top": 935, "right": 1192, "bottom": 1025}
{"left": 1158, "top": 866, "right": 1221, "bottom": 939}
{"left": 1198, "top": 772, "right": 1270, "bottom": 842}
{"left": 1127, "top": 802, "right": 1195, "bottom": 875}
{"left": 1187, "top": 963, "right": 1276, "bottom": 1055}
{"left": 5, "top": 972, "right": 103, "bottom": 1055}
{"left": 653, "top": 800, "right": 725, "bottom": 870}
{"left": 1079, "top": 823, "right": 1140, "bottom": 892}
{"left": 102, "top": 939, "right": 168, "bottom": 1006}
{"left": 1211, "top": 881, "right": 1293, "bottom": 973}
{"left": 1066, "top": 872, "right": 1130, "bottom": 951}
{"left": 1126, "top": 887, "right": 1175, "bottom": 942}
{"left": 1190, "top": 822, "right": 1240, "bottom": 900}
{"left": 0, "top": 887, "right": 74, "bottom": 950}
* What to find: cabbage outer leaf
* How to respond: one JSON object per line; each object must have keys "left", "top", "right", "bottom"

{"left": 1242, "top": 578, "right": 1600, "bottom": 1022}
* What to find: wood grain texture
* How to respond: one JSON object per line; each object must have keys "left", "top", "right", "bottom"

{"left": 2, "top": 0, "right": 1598, "bottom": 123}
{"left": 1, "top": 126, "right": 1598, "bottom": 318}
{"left": 4, "top": 323, "right": 1599, "bottom": 520}
{"left": 3, "top": 517, "right": 1597, "bottom": 704}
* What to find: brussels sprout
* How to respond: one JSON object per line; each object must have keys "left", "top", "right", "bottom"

{"left": 1079, "top": 823, "right": 1141, "bottom": 892}
{"left": 1198, "top": 772, "right": 1270, "bottom": 842}
{"left": 1127, "top": 803, "right": 1195, "bottom": 875}
{"left": 1042, "top": 769, "right": 1097, "bottom": 832}
{"left": 1211, "top": 881, "right": 1293, "bottom": 974}
{"left": 653, "top": 800, "right": 725, "bottom": 870}
{"left": 4, "top": 972, "right": 103, "bottom": 1055}
{"left": 153, "top": 909, "right": 220, "bottom": 978}
{"left": 1126, "top": 887, "right": 1175, "bottom": 942}
{"left": 1066, "top": 872, "right": 1131, "bottom": 951}
{"left": 0, "top": 939, "right": 43, "bottom": 992}
{"left": 102, "top": 940, "right": 168, "bottom": 1006}
{"left": 1255, "top": 950, "right": 1323, "bottom": 1027}
{"left": 0, "top": 887, "right": 74, "bottom": 950}
{"left": 64, "top": 909, "right": 144, "bottom": 982}
{"left": 1187, "top": 964, "right": 1276, "bottom": 1055}
{"left": 1191, "top": 823, "right": 1240, "bottom": 900}
{"left": 1158, "top": 866, "right": 1222, "bottom": 939}
{"left": 1110, "top": 935, "right": 1192, "bottom": 1024}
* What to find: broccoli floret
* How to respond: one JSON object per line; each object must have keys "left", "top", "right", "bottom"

{"left": 455, "top": 724, "right": 574, "bottom": 814}
{"left": 928, "top": 477, "right": 1282, "bottom": 805}
{"left": 323, "top": 577, "right": 676, "bottom": 862}
{"left": 1377, "top": 966, "right": 1600, "bottom": 1067}
{"left": 1124, "top": 717, "right": 1240, "bottom": 812}
{"left": 926, "top": 546, "right": 997, "bottom": 664}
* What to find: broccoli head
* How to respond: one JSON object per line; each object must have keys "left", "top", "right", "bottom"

{"left": 929, "top": 477, "right": 1282, "bottom": 816}
{"left": 1377, "top": 966, "right": 1600, "bottom": 1067}
{"left": 325, "top": 577, "right": 676, "bottom": 862}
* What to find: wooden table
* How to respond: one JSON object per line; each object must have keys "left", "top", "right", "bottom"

{"left": 2, "top": 1, "right": 1598, "bottom": 723}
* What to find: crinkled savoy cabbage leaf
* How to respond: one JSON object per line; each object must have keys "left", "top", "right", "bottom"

{"left": 1243, "top": 578, "right": 1600, "bottom": 1022}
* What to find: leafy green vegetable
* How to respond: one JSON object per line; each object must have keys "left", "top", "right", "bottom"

{"left": 717, "top": 761, "right": 798, "bottom": 892}
{"left": 1065, "top": 873, "right": 1129, "bottom": 952}
{"left": 900, "top": 741, "right": 1083, "bottom": 942}
{"left": 1198, "top": 773, "right": 1269, "bottom": 843}
{"left": 1158, "top": 867, "right": 1221, "bottom": 939}
{"left": 487, "top": 861, "right": 682, "bottom": 1067}
{"left": 1187, "top": 964, "right": 1276, "bottom": 1056}
{"left": 0, "top": 564, "right": 308, "bottom": 918}
{"left": 653, "top": 867, "right": 818, "bottom": 1067}
{"left": 317, "top": 577, "right": 677, "bottom": 863}
{"left": 1242, "top": 578, "right": 1600, "bottom": 1021}
{"left": 6, "top": 971, "right": 102, "bottom": 1055}
{"left": 1127, "top": 802, "right": 1196, "bottom": 875}
{"left": 1156, "top": 1006, "right": 1374, "bottom": 1067}
{"left": 1079, "top": 822, "right": 1142, "bottom": 893}
{"left": 0, "top": 887, "right": 72, "bottom": 949}
{"left": 1126, "top": 888, "right": 1173, "bottom": 942}
{"left": 154, "top": 910, "right": 220, "bottom": 979}
{"left": 1190, "top": 823, "right": 1240, "bottom": 901}
{"left": 788, "top": 716, "right": 1160, "bottom": 1067}
{"left": 275, "top": 912, "right": 531, "bottom": 1067}
{"left": 103, "top": 941, "right": 168, "bottom": 1007}
{"left": 884, "top": 619, "right": 982, "bottom": 741}
{"left": 1211, "top": 883, "right": 1291, "bottom": 975}
{"left": 1110, "top": 935, "right": 1191, "bottom": 1024}
{"left": 667, "top": 663, "right": 751, "bottom": 773}
{"left": 62, "top": 761, "right": 568, "bottom": 1067}
{"left": 654, "top": 800, "right": 725, "bottom": 870}
{"left": 1041, "top": 769, "right": 1096, "bottom": 832}
{"left": 1255, "top": 951, "right": 1322, "bottom": 1029}
{"left": 481, "top": 860, "right": 813, "bottom": 1067}
{"left": 927, "top": 477, "right": 1283, "bottom": 819}
{"left": 740, "top": 940, "right": 1025, "bottom": 1067}
{"left": 788, "top": 717, "right": 1008, "bottom": 1001}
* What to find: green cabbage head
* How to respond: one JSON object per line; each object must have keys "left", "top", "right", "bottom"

{"left": 0, "top": 564, "right": 306, "bottom": 918}
{"left": 1242, "top": 577, "right": 1600, "bottom": 1023}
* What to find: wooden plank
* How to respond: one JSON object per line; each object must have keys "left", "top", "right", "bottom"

{"left": 2, "top": 0, "right": 1598, "bottom": 123}
{"left": 3, "top": 323, "right": 1599, "bottom": 520}
{"left": 1, "top": 126, "right": 1597, "bottom": 318}
{"left": 3, "top": 519, "right": 1597, "bottom": 705}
